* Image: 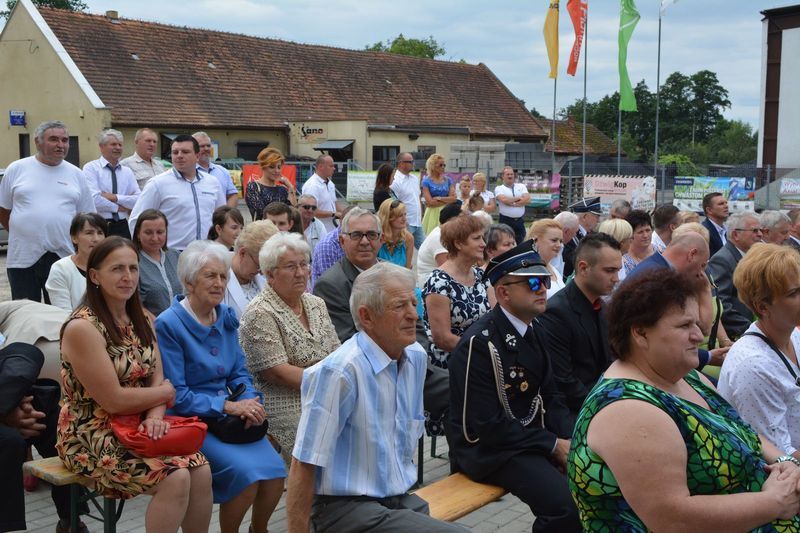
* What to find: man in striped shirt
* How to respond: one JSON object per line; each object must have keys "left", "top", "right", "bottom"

{"left": 287, "top": 263, "right": 464, "bottom": 532}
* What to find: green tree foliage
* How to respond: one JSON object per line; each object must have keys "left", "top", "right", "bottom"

{"left": 658, "top": 154, "right": 700, "bottom": 176}
{"left": 365, "top": 34, "right": 445, "bottom": 59}
{"left": 2, "top": 0, "right": 86, "bottom": 18}
{"left": 561, "top": 69, "right": 744, "bottom": 166}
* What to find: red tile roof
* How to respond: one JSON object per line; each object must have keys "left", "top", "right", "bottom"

{"left": 539, "top": 116, "right": 620, "bottom": 155}
{"left": 38, "top": 8, "right": 547, "bottom": 138}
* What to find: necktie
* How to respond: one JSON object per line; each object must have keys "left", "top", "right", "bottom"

{"left": 109, "top": 164, "right": 119, "bottom": 220}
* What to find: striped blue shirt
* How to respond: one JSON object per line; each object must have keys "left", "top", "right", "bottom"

{"left": 292, "top": 332, "right": 426, "bottom": 497}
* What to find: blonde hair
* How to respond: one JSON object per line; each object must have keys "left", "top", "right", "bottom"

{"left": 377, "top": 199, "right": 411, "bottom": 249}
{"left": 526, "top": 218, "right": 562, "bottom": 242}
{"left": 234, "top": 220, "right": 278, "bottom": 257}
{"left": 257, "top": 147, "right": 285, "bottom": 169}
{"left": 672, "top": 222, "right": 709, "bottom": 243}
{"left": 426, "top": 153, "right": 445, "bottom": 176}
{"left": 678, "top": 210, "right": 701, "bottom": 224}
{"left": 734, "top": 243, "right": 800, "bottom": 313}
{"left": 597, "top": 218, "right": 633, "bottom": 243}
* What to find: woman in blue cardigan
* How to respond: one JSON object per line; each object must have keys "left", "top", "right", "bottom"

{"left": 156, "top": 240, "right": 285, "bottom": 533}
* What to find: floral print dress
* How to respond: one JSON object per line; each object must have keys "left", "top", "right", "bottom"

{"left": 56, "top": 307, "right": 207, "bottom": 499}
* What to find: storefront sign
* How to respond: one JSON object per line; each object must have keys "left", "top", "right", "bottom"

{"left": 298, "top": 123, "right": 326, "bottom": 143}
{"left": 9, "top": 110, "right": 25, "bottom": 126}
{"left": 672, "top": 176, "right": 755, "bottom": 212}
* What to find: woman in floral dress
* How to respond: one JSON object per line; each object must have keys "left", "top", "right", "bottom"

{"left": 58, "top": 236, "right": 212, "bottom": 532}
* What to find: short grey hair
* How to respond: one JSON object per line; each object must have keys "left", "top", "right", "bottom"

{"left": 134, "top": 128, "right": 156, "bottom": 142}
{"left": 349, "top": 262, "right": 415, "bottom": 331}
{"left": 760, "top": 210, "right": 790, "bottom": 230}
{"left": 610, "top": 199, "right": 632, "bottom": 215}
{"left": 177, "top": 240, "right": 231, "bottom": 290}
{"left": 192, "top": 131, "right": 211, "bottom": 141}
{"left": 297, "top": 194, "right": 317, "bottom": 204}
{"left": 554, "top": 211, "right": 579, "bottom": 230}
{"left": 340, "top": 207, "right": 380, "bottom": 235}
{"left": 726, "top": 212, "right": 759, "bottom": 241}
{"left": 97, "top": 129, "right": 123, "bottom": 145}
{"left": 259, "top": 232, "right": 310, "bottom": 273}
{"left": 34, "top": 120, "right": 67, "bottom": 143}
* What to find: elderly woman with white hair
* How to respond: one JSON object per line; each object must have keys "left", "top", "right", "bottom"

{"left": 156, "top": 240, "right": 285, "bottom": 533}
{"left": 240, "top": 232, "right": 340, "bottom": 466}
{"left": 223, "top": 219, "right": 278, "bottom": 318}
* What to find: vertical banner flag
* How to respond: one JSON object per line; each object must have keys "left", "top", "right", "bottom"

{"left": 566, "top": 0, "right": 587, "bottom": 76}
{"left": 543, "top": 1, "right": 560, "bottom": 79}
{"left": 660, "top": 0, "right": 678, "bottom": 15}
{"left": 618, "top": 0, "right": 640, "bottom": 111}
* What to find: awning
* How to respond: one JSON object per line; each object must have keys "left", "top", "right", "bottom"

{"left": 313, "top": 140, "right": 354, "bottom": 151}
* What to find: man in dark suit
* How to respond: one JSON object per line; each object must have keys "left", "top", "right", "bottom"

{"left": 788, "top": 208, "right": 800, "bottom": 250}
{"left": 562, "top": 196, "right": 602, "bottom": 278}
{"left": 707, "top": 211, "right": 763, "bottom": 339}
{"left": 447, "top": 242, "right": 579, "bottom": 532}
{"left": 701, "top": 192, "right": 729, "bottom": 257}
{"left": 539, "top": 233, "right": 621, "bottom": 416}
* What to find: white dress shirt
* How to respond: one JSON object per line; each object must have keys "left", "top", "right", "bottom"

{"left": 128, "top": 168, "right": 226, "bottom": 250}
{"left": 302, "top": 173, "right": 338, "bottom": 232}
{"left": 709, "top": 219, "right": 727, "bottom": 246}
{"left": 390, "top": 171, "right": 422, "bottom": 227}
{"left": 494, "top": 183, "right": 528, "bottom": 219}
{"left": 83, "top": 156, "right": 140, "bottom": 219}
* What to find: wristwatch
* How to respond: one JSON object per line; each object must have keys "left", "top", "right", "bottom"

{"left": 774, "top": 455, "right": 800, "bottom": 467}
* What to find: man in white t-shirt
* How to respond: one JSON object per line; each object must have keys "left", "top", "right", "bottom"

{"left": 416, "top": 203, "right": 462, "bottom": 288}
{"left": 391, "top": 152, "right": 424, "bottom": 249}
{"left": 301, "top": 155, "right": 339, "bottom": 232}
{"left": 494, "top": 166, "right": 530, "bottom": 244}
{"left": 128, "top": 135, "right": 226, "bottom": 251}
{"left": 0, "top": 121, "right": 95, "bottom": 303}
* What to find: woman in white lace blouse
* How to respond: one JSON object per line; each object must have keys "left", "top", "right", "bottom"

{"left": 239, "top": 232, "right": 340, "bottom": 465}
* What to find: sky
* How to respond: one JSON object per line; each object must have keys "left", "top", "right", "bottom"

{"left": 14, "top": 0, "right": 800, "bottom": 129}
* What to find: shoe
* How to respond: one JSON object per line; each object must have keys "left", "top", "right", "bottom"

{"left": 56, "top": 519, "right": 89, "bottom": 533}
{"left": 23, "top": 473, "right": 39, "bottom": 492}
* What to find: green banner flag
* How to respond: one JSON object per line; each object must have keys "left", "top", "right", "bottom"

{"left": 618, "top": 0, "right": 640, "bottom": 111}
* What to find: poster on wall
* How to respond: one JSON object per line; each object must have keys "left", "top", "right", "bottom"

{"left": 672, "top": 176, "right": 755, "bottom": 212}
{"left": 779, "top": 178, "right": 800, "bottom": 209}
{"left": 583, "top": 175, "right": 656, "bottom": 213}
{"left": 519, "top": 173, "right": 561, "bottom": 210}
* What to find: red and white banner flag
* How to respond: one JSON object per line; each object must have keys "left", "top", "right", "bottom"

{"left": 566, "top": 0, "right": 588, "bottom": 76}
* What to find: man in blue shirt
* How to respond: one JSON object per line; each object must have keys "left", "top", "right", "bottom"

{"left": 193, "top": 131, "right": 239, "bottom": 207}
{"left": 287, "top": 263, "right": 464, "bottom": 532}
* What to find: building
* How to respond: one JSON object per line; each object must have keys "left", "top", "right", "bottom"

{"left": 0, "top": 0, "right": 547, "bottom": 169}
{"left": 759, "top": 4, "right": 800, "bottom": 172}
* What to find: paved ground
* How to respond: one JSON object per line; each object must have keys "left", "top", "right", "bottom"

{"left": 0, "top": 248, "right": 535, "bottom": 532}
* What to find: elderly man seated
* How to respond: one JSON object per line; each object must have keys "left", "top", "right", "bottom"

{"left": 287, "top": 263, "right": 465, "bottom": 532}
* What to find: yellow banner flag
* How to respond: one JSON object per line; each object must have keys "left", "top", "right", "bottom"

{"left": 543, "top": 1, "right": 560, "bottom": 79}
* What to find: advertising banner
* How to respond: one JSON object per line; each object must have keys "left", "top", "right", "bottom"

{"left": 346, "top": 171, "right": 378, "bottom": 202}
{"left": 520, "top": 173, "right": 561, "bottom": 210}
{"left": 672, "top": 176, "right": 755, "bottom": 212}
{"left": 779, "top": 178, "right": 800, "bottom": 210}
{"left": 583, "top": 175, "right": 656, "bottom": 213}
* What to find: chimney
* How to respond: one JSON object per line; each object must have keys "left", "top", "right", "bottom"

{"left": 106, "top": 10, "right": 119, "bottom": 21}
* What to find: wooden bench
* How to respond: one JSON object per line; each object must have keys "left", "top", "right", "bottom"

{"left": 414, "top": 472, "right": 507, "bottom": 522}
{"left": 23, "top": 457, "right": 124, "bottom": 533}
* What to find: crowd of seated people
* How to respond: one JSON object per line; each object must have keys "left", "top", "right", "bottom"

{"left": 7, "top": 121, "right": 800, "bottom": 532}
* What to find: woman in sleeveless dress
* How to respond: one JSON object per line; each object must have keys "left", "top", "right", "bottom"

{"left": 58, "top": 236, "right": 212, "bottom": 533}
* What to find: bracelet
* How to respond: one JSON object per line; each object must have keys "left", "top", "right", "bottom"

{"left": 774, "top": 455, "right": 800, "bottom": 467}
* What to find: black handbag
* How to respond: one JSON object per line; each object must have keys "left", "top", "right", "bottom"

{"left": 30, "top": 378, "right": 61, "bottom": 415}
{"left": 202, "top": 383, "right": 269, "bottom": 444}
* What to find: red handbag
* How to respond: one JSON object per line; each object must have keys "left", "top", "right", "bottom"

{"left": 111, "top": 414, "right": 207, "bottom": 457}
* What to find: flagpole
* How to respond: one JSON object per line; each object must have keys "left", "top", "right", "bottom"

{"left": 552, "top": 77, "right": 558, "bottom": 174}
{"left": 581, "top": 8, "right": 588, "bottom": 177}
{"left": 654, "top": 12, "right": 662, "bottom": 179}
{"left": 617, "top": 107, "right": 622, "bottom": 174}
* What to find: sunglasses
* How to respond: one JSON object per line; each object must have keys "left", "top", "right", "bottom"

{"left": 503, "top": 276, "right": 552, "bottom": 292}
{"left": 300, "top": 205, "right": 317, "bottom": 211}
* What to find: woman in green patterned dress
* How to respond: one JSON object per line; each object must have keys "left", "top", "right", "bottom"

{"left": 568, "top": 268, "right": 800, "bottom": 531}
{"left": 58, "top": 237, "right": 213, "bottom": 532}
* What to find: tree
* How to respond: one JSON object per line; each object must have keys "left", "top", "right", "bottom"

{"left": 707, "top": 119, "right": 757, "bottom": 165}
{"left": 1, "top": 0, "right": 86, "bottom": 18}
{"left": 365, "top": 34, "right": 445, "bottom": 59}
{"left": 659, "top": 154, "right": 700, "bottom": 176}
{"left": 529, "top": 107, "right": 546, "bottom": 120}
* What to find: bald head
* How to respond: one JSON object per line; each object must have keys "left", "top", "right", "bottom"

{"left": 663, "top": 231, "right": 709, "bottom": 279}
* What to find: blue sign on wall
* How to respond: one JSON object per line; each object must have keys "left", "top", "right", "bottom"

{"left": 9, "top": 111, "right": 26, "bottom": 126}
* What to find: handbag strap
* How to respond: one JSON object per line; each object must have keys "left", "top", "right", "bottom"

{"left": 707, "top": 296, "right": 722, "bottom": 350}
{"left": 743, "top": 331, "right": 800, "bottom": 387}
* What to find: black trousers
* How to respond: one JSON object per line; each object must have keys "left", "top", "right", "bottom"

{"left": 0, "top": 343, "right": 70, "bottom": 532}
{"left": 7, "top": 251, "right": 60, "bottom": 303}
{"left": 499, "top": 214, "right": 526, "bottom": 244}
{"left": 481, "top": 453, "right": 580, "bottom": 533}
{"left": 105, "top": 218, "right": 131, "bottom": 239}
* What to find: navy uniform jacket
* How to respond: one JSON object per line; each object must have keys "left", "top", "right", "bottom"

{"left": 446, "top": 305, "right": 573, "bottom": 482}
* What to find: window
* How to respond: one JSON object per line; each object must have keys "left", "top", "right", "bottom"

{"left": 18, "top": 134, "right": 30, "bottom": 159}
{"left": 66, "top": 136, "right": 80, "bottom": 167}
{"left": 236, "top": 141, "right": 269, "bottom": 161}
{"left": 372, "top": 145, "right": 400, "bottom": 170}
{"left": 417, "top": 145, "right": 436, "bottom": 160}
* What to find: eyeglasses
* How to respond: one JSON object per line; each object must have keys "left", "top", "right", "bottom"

{"left": 736, "top": 227, "right": 764, "bottom": 233}
{"left": 276, "top": 261, "right": 310, "bottom": 273}
{"left": 343, "top": 231, "right": 381, "bottom": 242}
{"left": 300, "top": 205, "right": 317, "bottom": 211}
{"left": 399, "top": 159, "right": 414, "bottom": 164}
{"left": 502, "top": 276, "right": 552, "bottom": 292}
